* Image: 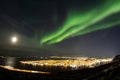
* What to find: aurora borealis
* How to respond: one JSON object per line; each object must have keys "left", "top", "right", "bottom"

{"left": 0, "top": 0, "right": 120, "bottom": 57}
{"left": 40, "top": 0, "right": 120, "bottom": 45}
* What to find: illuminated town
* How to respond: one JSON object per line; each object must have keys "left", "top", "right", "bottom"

{"left": 20, "top": 56, "right": 113, "bottom": 69}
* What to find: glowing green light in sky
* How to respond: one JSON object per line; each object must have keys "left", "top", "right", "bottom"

{"left": 40, "top": 0, "right": 120, "bottom": 45}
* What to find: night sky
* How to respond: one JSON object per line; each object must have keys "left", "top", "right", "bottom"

{"left": 0, "top": 0, "right": 120, "bottom": 57}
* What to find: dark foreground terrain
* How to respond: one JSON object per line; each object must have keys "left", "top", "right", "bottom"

{"left": 0, "top": 55, "right": 120, "bottom": 80}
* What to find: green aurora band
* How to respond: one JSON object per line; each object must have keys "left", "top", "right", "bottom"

{"left": 40, "top": 0, "right": 120, "bottom": 45}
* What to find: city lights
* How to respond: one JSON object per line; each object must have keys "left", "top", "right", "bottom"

{"left": 20, "top": 57, "right": 113, "bottom": 69}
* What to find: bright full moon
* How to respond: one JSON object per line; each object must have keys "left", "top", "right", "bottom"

{"left": 11, "top": 36, "right": 18, "bottom": 43}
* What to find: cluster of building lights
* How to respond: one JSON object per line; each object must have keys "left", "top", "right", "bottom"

{"left": 20, "top": 57, "right": 113, "bottom": 69}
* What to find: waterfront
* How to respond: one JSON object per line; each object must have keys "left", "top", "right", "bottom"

{"left": 0, "top": 56, "right": 113, "bottom": 73}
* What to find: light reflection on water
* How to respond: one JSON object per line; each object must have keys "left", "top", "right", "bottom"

{"left": 5, "top": 57, "right": 16, "bottom": 67}
{"left": 0, "top": 56, "right": 62, "bottom": 72}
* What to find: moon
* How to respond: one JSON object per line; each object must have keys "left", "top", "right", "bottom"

{"left": 11, "top": 36, "right": 18, "bottom": 43}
